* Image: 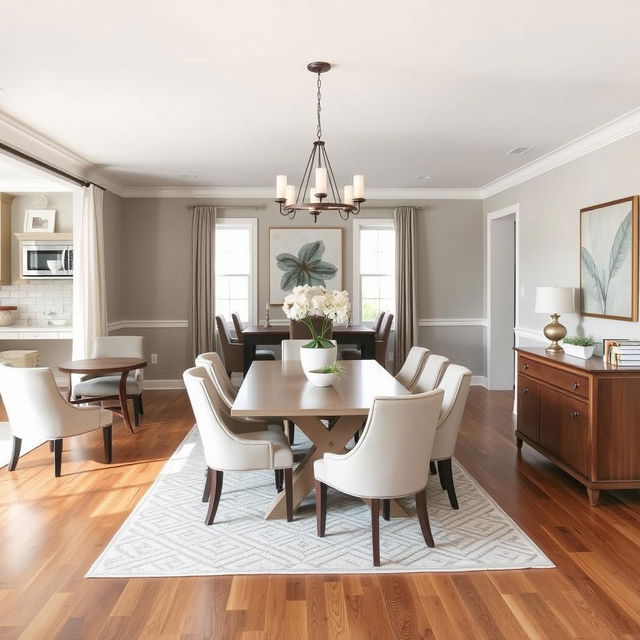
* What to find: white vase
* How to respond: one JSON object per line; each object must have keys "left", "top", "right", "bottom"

{"left": 300, "top": 345, "right": 337, "bottom": 377}
{"left": 561, "top": 343, "right": 594, "bottom": 359}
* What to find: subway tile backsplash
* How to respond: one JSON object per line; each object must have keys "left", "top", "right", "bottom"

{"left": 0, "top": 282, "right": 73, "bottom": 324}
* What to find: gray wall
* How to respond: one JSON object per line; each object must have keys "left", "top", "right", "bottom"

{"left": 484, "top": 131, "right": 640, "bottom": 349}
{"left": 108, "top": 198, "right": 484, "bottom": 380}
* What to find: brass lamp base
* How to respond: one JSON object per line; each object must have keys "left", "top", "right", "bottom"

{"left": 543, "top": 314, "right": 567, "bottom": 353}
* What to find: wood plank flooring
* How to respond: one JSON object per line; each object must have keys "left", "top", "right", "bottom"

{"left": 1, "top": 388, "right": 639, "bottom": 639}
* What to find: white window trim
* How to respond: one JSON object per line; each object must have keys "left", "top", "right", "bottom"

{"left": 352, "top": 218, "right": 395, "bottom": 325}
{"left": 216, "top": 218, "right": 258, "bottom": 324}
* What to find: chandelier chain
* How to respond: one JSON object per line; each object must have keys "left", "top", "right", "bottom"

{"left": 316, "top": 72, "right": 322, "bottom": 140}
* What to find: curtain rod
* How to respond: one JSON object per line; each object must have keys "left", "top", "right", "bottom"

{"left": 185, "top": 204, "right": 265, "bottom": 210}
{"left": 0, "top": 142, "right": 105, "bottom": 191}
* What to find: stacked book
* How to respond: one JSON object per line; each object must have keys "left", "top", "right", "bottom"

{"left": 603, "top": 339, "right": 640, "bottom": 366}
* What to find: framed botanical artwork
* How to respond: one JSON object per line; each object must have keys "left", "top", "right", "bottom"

{"left": 269, "top": 227, "right": 343, "bottom": 304}
{"left": 580, "top": 196, "right": 639, "bottom": 321}
{"left": 24, "top": 209, "right": 56, "bottom": 233}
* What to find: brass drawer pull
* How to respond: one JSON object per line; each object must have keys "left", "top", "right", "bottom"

{"left": 522, "top": 363, "right": 529, "bottom": 371}
{"left": 573, "top": 382, "right": 580, "bottom": 390}
{"left": 523, "top": 387, "right": 529, "bottom": 395}
{"left": 571, "top": 410, "right": 580, "bottom": 420}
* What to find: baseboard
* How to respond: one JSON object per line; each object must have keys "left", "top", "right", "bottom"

{"left": 471, "top": 375, "right": 488, "bottom": 388}
{"left": 143, "top": 379, "right": 185, "bottom": 390}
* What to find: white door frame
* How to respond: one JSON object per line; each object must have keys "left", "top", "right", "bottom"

{"left": 486, "top": 204, "right": 520, "bottom": 390}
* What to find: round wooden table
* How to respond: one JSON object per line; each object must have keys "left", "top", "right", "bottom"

{"left": 58, "top": 357, "right": 147, "bottom": 434}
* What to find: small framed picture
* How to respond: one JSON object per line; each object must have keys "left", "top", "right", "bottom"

{"left": 24, "top": 209, "right": 56, "bottom": 233}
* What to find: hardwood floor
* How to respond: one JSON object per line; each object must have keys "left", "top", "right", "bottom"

{"left": 1, "top": 388, "right": 639, "bottom": 639}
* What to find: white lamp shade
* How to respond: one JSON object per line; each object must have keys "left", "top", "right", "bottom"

{"left": 535, "top": 286, "right": 575, "bottom": 314}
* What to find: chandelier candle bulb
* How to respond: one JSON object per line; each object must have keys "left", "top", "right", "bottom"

{"left": 276, "top": 175, "right": 287, "bottom": 199}
{"left": 285, "top": 185, "right": 296, "bottom": 206}
{"left": 315, "top": 167, "right": 328, "bottom": 196}
{"left": 309, "top": 188, "right": 320, "bottom": 203}
{"left": 343, "top": 185, "right": 354, "bottom": 205}
{"left": 353, "top": 175, "right": 365, "bottom": 199}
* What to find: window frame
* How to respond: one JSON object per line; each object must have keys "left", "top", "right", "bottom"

{"left": 352, "top": 218, "right": 396, "bottom": 325}
{"left": 215, "top": 218, "right": 258, "bottom": 325}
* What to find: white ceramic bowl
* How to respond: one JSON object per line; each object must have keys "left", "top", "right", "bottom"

{"left": 306, "top": 370, "right": 338, "bottom": 387}
{"left": 47, "top": 260, "right": 63, "bottom": 273}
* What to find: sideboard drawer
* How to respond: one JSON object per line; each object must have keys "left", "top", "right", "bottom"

{"left": 519, "top": 356, "right": 589, "bottom": 399}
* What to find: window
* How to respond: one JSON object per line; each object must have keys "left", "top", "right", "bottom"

{"left": 215, "top": 219, "right": 257, "bottom": 323}
{"left": 353, "top": 220, "right": 395, "bottom": 323}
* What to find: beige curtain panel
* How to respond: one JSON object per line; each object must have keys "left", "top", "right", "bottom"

{"left": 394, "top": 206, "right": 418, "bottom": 368}
{"left": 191, "top": 205, "right": 216, "bottom": 359}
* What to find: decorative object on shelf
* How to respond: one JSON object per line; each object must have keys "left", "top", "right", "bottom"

{"left": 603, "top": 338, "right": 640, "bottom": 366}
{"left": 264, "top": 302, "right": 271, "bottom": 328}
{"left": 0, "top": 306, "right": 17, "bottom": 327}
{"left": 282, "top": 285, "right": 350, "bottom": 379}
{"left": 561, "top": 335, "right": 596, "bottom": 359}
{"left": 23, "top": 209, "right": 56, "bottom": 233}
{"left": 580, "top": 196, "right": 639, "bottom": 322}
{"left": 274, "top": 62, "right": 365, "bottom": 223}
{"left": 535, "top": 286, "right": 575, "bottom": 353}
{"left": 306, "top": 363, "right": 344, "bottom": 387}
{"left": 270, "top": 227, "right": 342, "bottom": 304}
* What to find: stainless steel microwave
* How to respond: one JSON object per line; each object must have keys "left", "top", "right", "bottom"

{"left": 21, "top": 241, "right": 74, "bottom": 278}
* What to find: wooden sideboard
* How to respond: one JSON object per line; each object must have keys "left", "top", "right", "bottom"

{"left": 515, "top": 347, "right": 640, "bottom": 506}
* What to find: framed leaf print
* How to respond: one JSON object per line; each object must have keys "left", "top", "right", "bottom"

{"left": 269, "top": 227, "right": 343, "bottom": 304}
{"left": 580, "top": 196, "right": 639, "bottom": 321}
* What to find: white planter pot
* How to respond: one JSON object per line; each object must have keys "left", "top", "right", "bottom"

{"left": 562, "top": 343, "right": 594, "bottom": 359}
{"left": 300, "top": 345, "right": 337, "bottom": 377}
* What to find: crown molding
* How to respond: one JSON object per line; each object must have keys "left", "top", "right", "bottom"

{"left": 119, "top": 186, "right": 483, "bottom": 199}
{"left": 480, "top": 107, "right": 640, "bottom": 198}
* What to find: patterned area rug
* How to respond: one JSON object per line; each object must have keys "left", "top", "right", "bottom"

{"left": 87, "top": 427, "right": 553, "bottom": 576}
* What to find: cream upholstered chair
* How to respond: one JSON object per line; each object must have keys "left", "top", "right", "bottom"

{"left": 314, "top": 389, "right": 444, "bottom": 566}
{"left": 431, "top": 364, "right": 472, "bottom": 510}
{"left": 395, "top": 346, "right": 430, "bottom": 391}
{"left": 184, "top": 366, "right": 295, "bottom": 523}
{"left": 412, "top": 354, "right": 450, "bottom": 393}
{"left": 340, "top": 310, "right": 385, "bottom": 360}
{"left": 0, "top": 365, "right": 113, "bottom": 477}
{"left": 73, "top": 336, "right": 145, "bottom": 426}
{"left": 195, "top": 352, "right": 238, "bottom": 409}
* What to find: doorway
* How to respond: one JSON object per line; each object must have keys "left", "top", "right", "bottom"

{"left": 487, "top": 205, "right": 519, "bottom": 390}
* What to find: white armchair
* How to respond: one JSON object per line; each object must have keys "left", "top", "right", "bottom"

{"left": 183, "top": 366, "right": 295, "bottom": 523}
{"left": 73, "top": 336, "right": 145, "bottom": 426}
{"left": 432, "top": 364, "right": 472, "bottom": 510}
{"left": 412, "top": 354, "right": 450, "bottom": 393}
{"left": 0, "top": 365, "right": 113, "bottom": 476}
{"left": 281, "top": 339, "right": 311, "bottom": 361}
{"left": 395, "top": 346, "right": 430, "bottom": 390}
{"left": 313, "top": 389, "right": 444, "bottom": 566}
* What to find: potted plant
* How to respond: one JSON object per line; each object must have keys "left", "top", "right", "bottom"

{"left": 562, "top": 335, "right": 596, "bottom": 359}
{"left": 306, "top": 363, "right": 345, "bottom": 387}
{"left": 282, "top": 285, "right": 350, "bottom": 378}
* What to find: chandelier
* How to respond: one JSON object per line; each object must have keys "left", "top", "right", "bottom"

{"left": 275, "top": 61, "right": 365, "bottom": 223}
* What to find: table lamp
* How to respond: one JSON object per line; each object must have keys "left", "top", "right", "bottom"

{"left": 535, "top": 286, "right": 575, "bottom": 353}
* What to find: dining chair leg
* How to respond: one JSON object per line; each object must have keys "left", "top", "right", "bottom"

{"left": 8, "top": 436, "right": 21, "bottom": 471}
{"left": 49, "top": 440, "right": 54, "bottom": 453}
{"left": 353, "top": 429, "right": 360, "bottom": 445}
{"left": 102, "top": 425, "right": 113, "bottom": 464}
{"left": 202, "top": 467, "right": 211, "bottom": 502}
{"left": 315, "top": 479, "right": 327, "bottom": 537}
{"left": 415, "top": 489, "right": 435, "bottom": 548}
{"left": 371, "top": 498, "right": 381, "bottom": 567}
{"left": 284, "top": 419, "right": 295, "bottom": 445}
{"left": 275, "top": 469, "right": 283, "bottom": 492}
{"left": 284, "top": 468, "right": 293, "bottom": 522}
{"left": 138, "top": 394, "right": 144, "bottom": 415}
{"left": 205, "top": 469, "right": 224, "bottom": 525}
{"left": 429, "top": 461, "right": 437, "bottom": 475}
{"left": 382, "top": 498, "right": 390, "bottom": 521}
{"left": 438, "top": 458, "right": 459, "bottom": 509}
{"left": 53, "top": 439, "right": 63, "bottom": 477}
{"left": 132, "top": 396, "right": 140, "bottom": 426}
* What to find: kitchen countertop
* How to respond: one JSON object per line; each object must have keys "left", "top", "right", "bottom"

{"left": 0, "top": 323, "right": 72, "bottom": 339}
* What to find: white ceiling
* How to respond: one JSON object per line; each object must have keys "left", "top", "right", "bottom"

{"left": 0, "top": 154, "right": 73, "bottom": 192}
{"left": 1, "top": 0, "right": 639, "bottom": 191}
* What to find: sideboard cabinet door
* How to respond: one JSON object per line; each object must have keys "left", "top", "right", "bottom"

{"left": 517, "top": 375, "right": 539, "bottom": 442}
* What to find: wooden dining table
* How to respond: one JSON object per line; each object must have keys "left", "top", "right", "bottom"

{"left": 232, "top": 359, "right": 410, "bottom": 519}
{"left": 240, "top": 324, "right": 376, "bottom": 374}
{"left": 58, "top": 357, "right": 147, "bottom": 434}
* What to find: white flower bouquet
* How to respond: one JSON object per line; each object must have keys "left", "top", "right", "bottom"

{"left": 282, "top": 285, "right": 350, "bottom": 349}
